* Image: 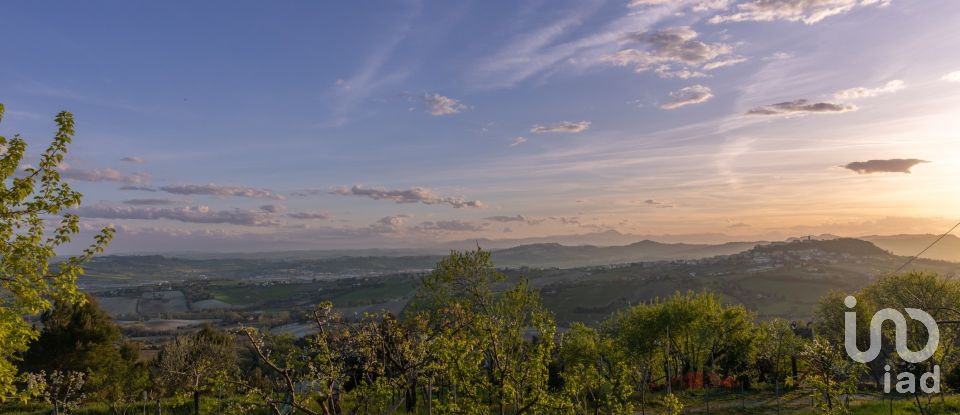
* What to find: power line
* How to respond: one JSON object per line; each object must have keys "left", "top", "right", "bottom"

{"left": 893, "top": 220, "right": 960, "bottom": 274}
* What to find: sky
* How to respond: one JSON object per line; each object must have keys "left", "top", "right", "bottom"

{"left": 2, "top": 0, "right": 960, "bottom": 253}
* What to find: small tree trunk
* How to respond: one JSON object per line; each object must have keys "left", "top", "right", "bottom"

{"left": 193, "top": 391, "right": 201, "bottom": 415}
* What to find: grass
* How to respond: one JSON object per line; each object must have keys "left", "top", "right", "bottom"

{"left": 4, "top": 391, "right": 957, "bottom": 415}
{"left": 0, "top": 396, "right": 272, "bottom": 415}
{"left": 799, "top": 395, "right": 960, "bottom": 415}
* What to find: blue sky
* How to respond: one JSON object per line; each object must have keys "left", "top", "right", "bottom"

{"left": 2, "top": 0, "right": 960, "bottom": 253}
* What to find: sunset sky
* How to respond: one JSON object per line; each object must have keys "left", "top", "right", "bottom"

{"left": 2, "top": 0, "right": 960, "bottom": 253}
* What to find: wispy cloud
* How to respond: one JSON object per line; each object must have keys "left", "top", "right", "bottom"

{"left": 326, "top": 4, "right": 420, "bottom": 125}
{"left": 330, "top": 185, "right": 483, "bottom": 208}
{"left": 843, "top": 158, "right": 929, "bottom": 174}
{"left": 833, "top": 79, "right": 904, "bottom": 99}
{"left": 509, "top": 136, "right": 528, "bottom": 147}
{"left": 710, "top": 0, "right": 892, "bottom": 25}
{"left": 159, "top": 184, "right": 286, "bottom": 200}
{"left": 660, "top": 85, "right": 714, "bottom": 109}
{"left": 120, "top": 156, "right": 145, "bottom": 164}
{"left": 530, "top": 121, "right": 591, "bottom": 134}
{"left": 469, "top": 1, "right": 680, "bottom": 88}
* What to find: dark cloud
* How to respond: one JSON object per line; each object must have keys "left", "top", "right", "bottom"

{"left": 746, "top": 99, "right": 856, "bottom": 116}
{"left": 530, "top": 121, "right": 590, "bottom": 134}
{"left": 122, "top": 198, "right": 185, "bottom": 206}
{"left": 76, "top": 205, "right": 281, "bottom": 226}
{"left": 259, "top": 204, "right": 287, "bottom": 213}
{"left": 287, "top": 211, "right": 331, "bottom": 220}
{"left": 643, "top": 199, "right": 673, "bottom": 208}
{"left": 330, "top": 185, "right": 483, "bottom": 209}
{"left": 120, "top": 185, "right": 157, "bottom": 192}
{"left": 120, "top": 156, "right": 145, "bottom": 164}
{"left": 843, "top": 159, "right": 929, "bottom": 174}
{"left": 159, "top": 184, "right": 286, "bottom": 200}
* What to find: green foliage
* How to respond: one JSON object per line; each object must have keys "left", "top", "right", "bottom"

{"left": 613, "top": 291, "right": 757, "bottom": 389}
{"left": 801, "top": 336, "right": 863, "bottom": 414}
{"left": 0, "top": 104, "right": 113, "bottom": 401}
{"left": 20, "top": 295, "right": 147, "bottom": 407}
{"left": 660, "top": 392, "right": 684, "bottom": 414}
{"left": 558, "top": 323, "right": 635, "bottom": 414}
{"left": 155, "top": 325, "right": 238, "bottom": 415}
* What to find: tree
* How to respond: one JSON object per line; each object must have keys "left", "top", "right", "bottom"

{"left": 20, "top": 294, "right": 145, "bottom": 405}
{"left": 756, "top": 318, "right": 803, "bottom": 414}
{"left": 0, "top": 104, "right": 113, "bottom": 401}
{"left": 558, "top": 323, "right": 634, "bottom": 415}
{"left": 234, "top": 302, "right": 354, "bottom": 415}
{"left": 408, "top": 248, "right": 560, "bottom": 414}
{"left": 800, "top": 337, "right": 862, "bottom": 414}
{"left": 156, "top": 325, "right": 238, "bottom": 415}
{"left": 40, "top": 370, "right": 86, "bottom": 415}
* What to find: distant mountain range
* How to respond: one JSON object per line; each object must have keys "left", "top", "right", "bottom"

{"left": 861, "top": 234, "right": 960, "bottom": 262}
{"left": 440, "top": 230, "right": 746, "bottom": 250}
{"left": 82, "top": 233, "right": 960, "bottom": 288}
{"left": 490, "top": 240, "right": 761, "bottom": 268}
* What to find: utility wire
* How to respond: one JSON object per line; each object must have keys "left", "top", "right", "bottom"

{"left": 893, "top": 220, "right": 960, "bottom": 274}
